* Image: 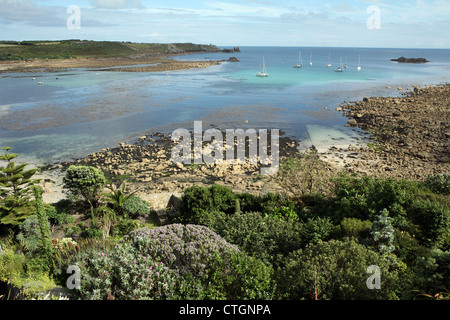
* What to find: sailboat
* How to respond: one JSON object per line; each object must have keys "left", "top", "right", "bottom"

{"left": 335, "top": 57, "right": 344, "bottom": 72}
{"left": 293, "top": 51, "right": 303, "bottom": 68}
{"left": 327, "top": 53, "right": 332, "bottom": 68}
{"left": 357, "top": 54, "right": 362, "bottom": 71}
{"left": 256, "top": 56, "right": 269, "bottom": 77}
{"left": 344, "top": 56, "right": 349, "bottom": 69}
{"left": 309, "top": 53, "right": 313, "bottom": 66}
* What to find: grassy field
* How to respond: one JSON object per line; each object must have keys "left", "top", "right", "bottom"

{"left": 0, "top": 40, "right": 221, "bottom": 61}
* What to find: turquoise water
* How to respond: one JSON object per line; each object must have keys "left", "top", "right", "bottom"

{"left": 0, "top": 46, "right": 449, "bottom": 164}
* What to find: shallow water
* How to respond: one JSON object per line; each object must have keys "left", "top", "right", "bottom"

{"left": 0, "top": 46, "right": 449, "bottom": 165}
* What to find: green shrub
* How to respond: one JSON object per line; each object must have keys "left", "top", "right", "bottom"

{"left": 63, "top": 165, "right": 106, "bottom": 210}
{"left": 411, "top": 249, "right": 450, "bottom": 298}
{"left": 16, "top": 215, "right": 41, "bottom": 253}
{"left": 300, "top": 216, "right": 334, "bottom": 245}
{"left": 0, "top": 247, "right": 26, "bottom": 283}
{"left": 210, "top": 211, "right": 303, "bottom": 266}
{"left": 332, "top": 175, "right": 418, "bottom": 227}
{"left": 178, "top": 184, "right": 237, "bottom": 224}
{"left": 409, "top": 196, "right": 450, "bottom": 249}
{"left": 277, "top": 238, "right": 401, "bottom": 300}
{"left": 179, "top": 185, "right": 298, "bottom": 224}
{"left": 111, "top": 217, "right": 141, "bottom": 237}
{"left": 77, "top": 242, "right": 178, "bottom": 300}
{"left": 121, "top": 195, "right": 150, "bottom": 218}
{"left": 370, "top": 209, "right": 396, "bottom": 255}
{"left": 424, "top": 173, "right": 450, "bottom": 195}
{"left": 77, "top": 224, "right": 274, "bottom": 300}
{"left": 331, "top": 218, "right": 372, "bottom": 241}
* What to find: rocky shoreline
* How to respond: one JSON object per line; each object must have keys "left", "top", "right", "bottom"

{"left": 37, "top": 83, "right": 449, "bottom": 206}
{"left": 319, "top": 83, "right": 449, "bottom": 180}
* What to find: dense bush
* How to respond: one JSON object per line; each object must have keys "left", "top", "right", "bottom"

{"left": 178, "top": 184, "right": 237, "bottom": 224}
{"left": 331, "top": 217, "right": 372, "bottom": 242}
{"left": 409, "top": 196, "right": 450, "bottom": 249}
{"left": 121, "top": 195, "right": 150, "bottom": 218}
{"left": 209, "top": 211, "right": 303, "bottom": 266}
{"left": 277, "top": 238, "right": 401, "bottom": 300}
{"left": 331, "top": 175, "right": 419, "bottom": 227}
{"left": 76, "top": 224, "right": 274, "bottom": 299}
{"left": 179, "top": 184, "right": 298, "bottom": 224}
{"left": 77, "top": 243, "right": 179, "bottom": 300}
{"left": 410, "top": 248, "right": 450, "bottom": 297}
{"left": 299, "top": 216, "right": 334, "bottom": 245}
{"left": 424, "top": 173, "right": 450, "bottom": 195}
{"left": 63, "top": 165, "right": 106, "bottom": 209}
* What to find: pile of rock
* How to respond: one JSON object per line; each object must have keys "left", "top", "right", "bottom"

{"left": 330, "top": 83, "right": 449, "bottom": 180}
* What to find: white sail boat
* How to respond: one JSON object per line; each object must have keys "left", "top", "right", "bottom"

{"left": 293, "top": 51, "right": 303, "bottom": 68}
{"left": 327, "top": 52, "right": 332, "bottom": 68}
{"left": 344, "top": 56, "right": 348, "bottom": 69}
{"left": 335, "top": 57, "right": 344, "bottom": 72}
{"left": 256, "top": 56, "right": 269, "bottom": 77}
{"left": 357, "top": 54, "right": 362, "bottom": 71}
{"left": 309, "top": 53, "right": 312, "bottom": 66}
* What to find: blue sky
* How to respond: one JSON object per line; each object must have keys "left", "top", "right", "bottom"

{"left": 1, "top": 0, "right": 449, "bottom": 48}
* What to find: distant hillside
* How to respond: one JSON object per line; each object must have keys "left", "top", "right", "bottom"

{"left": 0, "top": 40, "right": 221, "bottom": 61}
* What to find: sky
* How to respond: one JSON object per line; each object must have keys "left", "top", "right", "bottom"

{"left": 0, "top": 0, "right": 449, "bottom": 48}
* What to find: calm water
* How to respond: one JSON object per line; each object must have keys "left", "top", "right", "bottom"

{"left": 0, "top": 46, "right": 449, "bottom": 164}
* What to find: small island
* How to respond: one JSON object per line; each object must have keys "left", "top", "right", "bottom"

{"left": 391, "top": 57, "right": 429, "bottom": 63}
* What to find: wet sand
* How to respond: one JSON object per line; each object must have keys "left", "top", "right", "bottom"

{"left": 0, "top": 54, "right": 226, "bottom": 74}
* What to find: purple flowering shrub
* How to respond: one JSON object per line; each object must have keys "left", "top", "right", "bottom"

{"left": 77, "top": 242, "right": 178, "bottom": 300}
{"left": 127, "top": 224, "right": 239, "bottom": 277}
{"left": 77, "top": 224, "right": 274, "bottom": 299}
{"left": 126, "top": 224, "right": 274, "bottom": 299}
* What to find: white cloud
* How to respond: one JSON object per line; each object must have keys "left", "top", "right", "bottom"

{"left": 89, "top": 0, "right": 143, "bottom": 10}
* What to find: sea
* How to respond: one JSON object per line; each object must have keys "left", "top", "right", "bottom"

{"left": 0, "top": 46, "right": 449, "bottom": 165}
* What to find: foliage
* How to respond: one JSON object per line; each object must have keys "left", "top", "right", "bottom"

{"left": 111, "top": 217, "right": 141, "bottom": 237}
{"left": 424, "top": 173, "right": 450, "bottom": 195}
{"left": 63, "top": 165, "right": 106, "bottom": 211}
{"left": 276, "top": 154, "right": 337, "bottom": 198}
{"left": 209, "top": 211, "right": 303, "bottom": 266}
{"left": 0, "top": 147, "right": 40, "bottom": 230}
{"left": 77, "top": 224, "right": 273, "bottom": 300}
{"left": 331, "top": 174, "right": 419, "bottom": 227}
{"left": 127, "top": 224, "right": 239, "bottom": 277}
{"left": 15, "top": 215, "right": 41, "bottom": 253}
{"left": 410, "top": 249, "right": 450, "bottom": 298}
{"left": 31, "top": 186, "right": 54, "bottom": 273}
{"left": 409, "top": 195, "right": 450, "bottom": 249}
{"left": 206, "top": 250, "right": 275, "bottom": 299}
{"left": 179, "top": 185, "right": 298, "bottom": 224}
{"left": 370, "top": 209, "right": 396, "bottom": 255}
{"left": 94, "top": 205, "right": 117, "bottom": 240}
{"left": 277, "top": 238, "right": 401, "bottom": 300}
{"left": 300, "top": 216, "right": 334, "bottom": 246}
{"left": 178, "top": 184, "right": 237, "bottom": 224}
{"left": 102, "top": 181, "right": 139, "bottom": 213}
{"left": 52, "top": 238, "right": 115, "bottom": 285}
{"left": 0, "top": 146, "right": 40, "bottom": 201}
{"left": 331, "top": 218, "right": 372, "bottom": 242}
{"left": 77, "top": 244, "right": 179, "bottom": 300}
{"left": 0, "top": 246, "right": 26, "bottom": 283}
{"left": 121, "top": 195, "right": 150, "bottom": 218}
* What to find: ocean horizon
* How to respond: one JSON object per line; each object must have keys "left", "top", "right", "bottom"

{"left": 1, "top": 46, "right": 449, "bottom": 165}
